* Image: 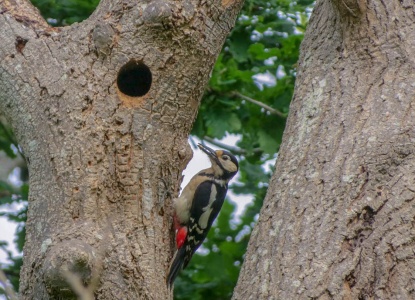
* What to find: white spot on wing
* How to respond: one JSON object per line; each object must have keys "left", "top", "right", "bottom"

{"left": 198, "top": 184, "right": 217, "bottom": 229}
{"left": 196, "top": 227, "right": 204, "bottom": 234}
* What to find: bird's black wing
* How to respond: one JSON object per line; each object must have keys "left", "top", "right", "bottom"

{"left": 182, "top": 180, "right": 227, "bottom": 268}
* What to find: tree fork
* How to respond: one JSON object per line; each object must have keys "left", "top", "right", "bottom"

{"left": 0, "top": 0, "right": 243, "bottom": 298}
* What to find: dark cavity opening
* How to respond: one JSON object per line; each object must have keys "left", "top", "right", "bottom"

{"left": 117, "top": 60, "right": 152, "bottom": 97}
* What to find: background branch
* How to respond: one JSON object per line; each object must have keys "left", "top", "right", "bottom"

{"left": 0, "top": 269, "right": 18, "bottom": 300}
{"left": 200, "top": 136, "right": 262, "bottom": 156}
{"left": 232, "top": 91, "right": 287, "bottom": 118}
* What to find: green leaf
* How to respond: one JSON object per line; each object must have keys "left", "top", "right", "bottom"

{"left": 0, "top": 121, "right": 17, "bottom": 158}
{"left": 228, "top": 113, "right": 242, "bottom": 131}
{"left": 257, "top": 130, "right": 279, "bottom": 155}
{"left": 248, "top": 43, "right": 279, "bottom": 60}
{"left": 228, "top": 30, "right": 252, "bottom": 63}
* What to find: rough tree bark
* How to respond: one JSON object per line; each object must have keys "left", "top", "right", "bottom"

{"left": 234, "top": 1, "right": 415, "bottom": 299}
{"left": 0, "top": 0, "right": 243, "bottom": 298}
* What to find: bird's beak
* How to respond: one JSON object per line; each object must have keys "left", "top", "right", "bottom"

{"left": 198, "top": 143, "right": 219, "bottom": 162}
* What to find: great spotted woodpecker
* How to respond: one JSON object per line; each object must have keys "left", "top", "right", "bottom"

{"left": 167, "top": 143, "right": 239, "bottom": 286}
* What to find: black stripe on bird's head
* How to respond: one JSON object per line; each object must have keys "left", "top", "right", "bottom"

{"left": 198, "top": 143, "right": 239, "bottom": 180}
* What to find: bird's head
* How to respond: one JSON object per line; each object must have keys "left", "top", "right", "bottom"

{"left": 198, "top": 143, "right": 239, "bottom": 180}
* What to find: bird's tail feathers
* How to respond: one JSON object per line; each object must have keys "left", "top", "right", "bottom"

{"left": 167, "top": 246, "right": 186, "bottom": 287}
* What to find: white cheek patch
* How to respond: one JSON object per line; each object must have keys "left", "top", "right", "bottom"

{"left": 223, "top": 160, "right": 238, "bottom": 172}
{"left": 198, "top": 184, "right": 217, "bottom": 229}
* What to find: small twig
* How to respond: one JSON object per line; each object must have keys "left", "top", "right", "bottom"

{"left": 201, "top": 137, "right": 245, "bottom": 155}
{"left": 62, "top": 228, "right": 109, "bottom": 300}
{"left": 63, "top": 269, "right": 94, "bottom": 300}
{"left": 201, "top": 136, "right": 262, "bottom": 155}
{"left": 232, "top": 91, "right": 287, "bottom": 118}
{"left": 341, "top": 0, "right": 358, "bottom": 17}
{"left": 87, "top": 228, "right": 109, "bottom": 296}
{"left": 0, "top": 268, "right": 18, "bottom": 300}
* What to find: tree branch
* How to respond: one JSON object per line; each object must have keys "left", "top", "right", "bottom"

{"left": 0, "top": 0, "right": 49, "bottom": 30}
{"left": 200, "top": 136, "right": 263, "bottom": 156}
{"left": 63, "top": 269, "right": 94, "bottom": 300}
{"left": 232, "top": 91, "right": 287, "bottom": 118}
{"left": 0, "top": 269, "right": 18, "bottom": 300}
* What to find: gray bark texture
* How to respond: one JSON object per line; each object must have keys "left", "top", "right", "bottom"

{"left": 234, "top": 1, "right": 415, "bottom": 299}
{"left": 0, "top": 0, "right": 243, "bottom": 298}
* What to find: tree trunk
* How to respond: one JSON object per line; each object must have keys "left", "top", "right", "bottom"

{"left": 234, "top": 1, "right": 415, "bottom": 299}
{"left": 0, "top": 0, "right": 243, "bottom": 298}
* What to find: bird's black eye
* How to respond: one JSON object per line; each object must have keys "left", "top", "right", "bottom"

{"left": 222, "top": 155, "right": 229, "bottom": 160}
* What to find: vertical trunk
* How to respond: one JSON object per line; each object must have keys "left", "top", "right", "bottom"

{"left": 234, "top": 1, "right": 415, "bottom": 299}
{"left": 0, "top": 0, "right": 243, "bottom": 298}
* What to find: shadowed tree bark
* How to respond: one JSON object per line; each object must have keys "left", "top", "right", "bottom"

{"left": 234, "top": 1, "right": 415, "bottom": 299}
{"left": 0, "top": 0, "right": 243, "bottom": 298}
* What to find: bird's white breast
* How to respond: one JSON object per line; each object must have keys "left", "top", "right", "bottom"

{"left": 174, "top": 193, "right": 191, "bottom": 224}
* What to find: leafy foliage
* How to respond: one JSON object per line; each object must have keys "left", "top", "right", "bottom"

{"left": 0, "top": 120, "right": 27, "bottom": 296}
{"left": 0, "top": 122, "right": 17, "bottom": 159}
{"left": 31, "top": 0, "right": 99, "bottom": 25}
{"left": 181, "top": 0, "right": 313, "bottom": 298}
{"left": 0, "top": 0, "right": 314, "bottom": 298}
{"left": 193, "top": 0, "right": 313, "bottom": 157}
